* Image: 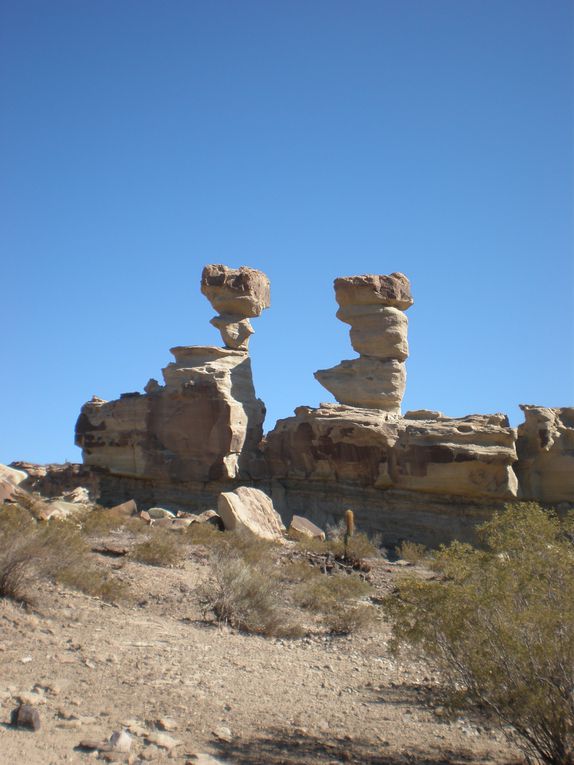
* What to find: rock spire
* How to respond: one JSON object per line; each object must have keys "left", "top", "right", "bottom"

{"left": 315, "top": 272, "right": 413, "bottom": 412}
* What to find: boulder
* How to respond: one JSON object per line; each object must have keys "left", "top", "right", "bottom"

{"left": 515, "top": 406, "right": 574, "bottom": 503}
{"left": 289, "top": 515, "right": 325, "bottom": 540}
{"left": 217, "top": 487, "right": 285, "bottom": 540}
{"left": 201, "top": 264, "right": 270, "bottom": 318}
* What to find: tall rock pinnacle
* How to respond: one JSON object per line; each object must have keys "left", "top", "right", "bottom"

{"left": 314, "top": 272, "right": 413, "bottom": 412}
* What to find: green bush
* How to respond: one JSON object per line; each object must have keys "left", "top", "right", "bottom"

{"left": 386, "top": 503, "right": 574, "bottom": 765}
{"left": 130, "top": 528, "right": 188, "bottom": 566}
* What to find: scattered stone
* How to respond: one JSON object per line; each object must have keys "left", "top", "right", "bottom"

{"left": 109, "top": 499, "right": 138, "bottom": 516}
{"left": 145, "top": 732, "right": 181, "bottom": 750}
{"left": 109, "top": 730, "right": 132, "bottom": 753}
{"left": 157, "top": 718, "right": 178, "bottom": 731}
{"left": 217, "top": 487, "right": 285, "bottom": 540}
{"left": 122, "top": 720, "right": 150, "bottom": 737}
{"left": 147, "top": 507, "right": 176, "bottom": 520}
{"left": 212, "top": 725, "right": 233, "bottom": 743}
{"left": 17, "top": 691, "right": 46, "bottom": 706}
{"left": 11, "top": 704, "right": 41, "bottom": 731}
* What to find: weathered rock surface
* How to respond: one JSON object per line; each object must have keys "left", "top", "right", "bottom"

{"left": 315, "top": 273, "right": 413, "bottom": 413}
{"left": 516, "top": 405, "right": 574, "bottom": 503}
{"left": 217, "top": 486, "right": 285, "bottom": 540}
{"left": 264, "top": 404, "right": 518, "bottom": 499}
{"left": 334, "top": 272, "right": 413, "bottom": 312}
{"left": 76, "top": 345, "right": 266, "bottom": 483}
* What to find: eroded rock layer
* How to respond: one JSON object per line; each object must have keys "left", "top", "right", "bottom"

{"left": 264, "top": 404, "right": 518, "bottom": 499}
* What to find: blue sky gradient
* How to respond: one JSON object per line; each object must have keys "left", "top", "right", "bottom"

{"left": 1, "top": 0, "right": 572, "bottom": 464}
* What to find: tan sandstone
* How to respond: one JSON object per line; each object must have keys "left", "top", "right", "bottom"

{"left": 217, "top": 486, "right": 285, "bottom": 540}
{"left": 515, "top": 405, "right": 574, "bottom": 503}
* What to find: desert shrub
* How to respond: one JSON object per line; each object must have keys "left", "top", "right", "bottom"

{"left": 130, "top": 528, "right": 188, "bottom": 566}
{"left": 200, "top": 545, "right": 302, "bottom": 637}
{"left": 293, "top": 529, "right": 380, "bottom": 564}
{"left": 295, "top": 572, "right": 375, "bottom": 634}
{"left": 396, "top": 540, "right": 428, "bottom": 564}
{"left": 0, "top": 506, "right": 127, "bottom": 605}
{"left": 186, "top": 521, "right": 224, "bottom": 546}
{"left": 80, "top": 506, "right": 144, "bottom": 535}
{"left": 386, "top": 502, "right": 574, "bottom": 765}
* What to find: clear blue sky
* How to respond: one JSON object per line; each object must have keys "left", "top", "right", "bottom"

{"left": 1, "top": 0, "right": 572, "bottom": 465}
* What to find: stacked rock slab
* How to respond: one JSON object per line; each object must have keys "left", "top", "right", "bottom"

{"left": 515, "top": 405, "right": 574, "bottom": 503}
{"left": 75, "top": 265, "right": 269, "bottom": 484}
{"left": 315, "top": 273, "right": 413, "bottom": 412}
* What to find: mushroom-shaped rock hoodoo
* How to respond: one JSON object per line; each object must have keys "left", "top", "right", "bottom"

{"left": 201, "top": 264, "right": 271, "bottom": 350}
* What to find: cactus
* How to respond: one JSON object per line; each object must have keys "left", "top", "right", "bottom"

{"left": 344, "top": 509, "right": 355, "bottom": 560}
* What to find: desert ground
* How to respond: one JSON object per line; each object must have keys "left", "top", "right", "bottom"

{"left": 0, "top": 521, "right": 520, "bottom": 765}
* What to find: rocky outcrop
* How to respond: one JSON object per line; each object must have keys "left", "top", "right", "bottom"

{"left": 315, "top": 273, "right": 412, "bottom": 413}
{"left": 201, "top": 264, "right": 270, "bottom": 350}
{"left": 75, "top": 266, "right": 269, "bottom": 484}
{"left": 264, "top": 404, "right": 518, "bottom": 499}
{"left": 516, "top": 406, "right": 574, "bottom": 503}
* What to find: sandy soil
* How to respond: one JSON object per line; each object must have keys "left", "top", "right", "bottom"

{"left": 0, "top": 542, "right": 520, "bottom": 765}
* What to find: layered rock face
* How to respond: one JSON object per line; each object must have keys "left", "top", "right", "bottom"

{"left": 75, "top": 265, "right": 269, "bottom": 484}
{"left": 264, "top": 404, "right": 518, "bottom": 499}
{"left": 516, "top": 406, "right": 574, "bottom": 503}
{"left": 315, "top": 273, "right": 413, "bottom": 413}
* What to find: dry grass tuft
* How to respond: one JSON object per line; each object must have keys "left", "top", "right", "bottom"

{"left": 0, "top": 504, "right": 128, "bottom": 605}
{"left": 130, "top": 528, "right": 189, "bottom": 567}
{"left": 396, "top": 540, "right": 428, "bottom": 564}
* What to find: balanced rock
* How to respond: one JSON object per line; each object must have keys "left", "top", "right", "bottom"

{"left": 201, "top": 264, "right": 270, "bottom": 349}
{"left": 75, "top": 265, "right": 268, "bottom": 485}
{"left": 217, "top": 487, "right": 285, "bottom": 540}
{"left": 315, "top": 273, "right": 413, "bottom": 413}
{"left": 515, "top": 405, "right": 574, "bottom": 503}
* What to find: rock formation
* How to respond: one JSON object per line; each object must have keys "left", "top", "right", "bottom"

{"left": 75, "top": 265, "right": 269, "bottom": 484}
{"left": 264, "top": 404, "right": 518, "bottom": 499}
{"left": 315, "top": 273, "right": 413, "bottom": 413}
{"left": 515, "top": 405, "right": 574, "bottom": 503}
{"left": 201, "top": 264, "right": 270, "bottom": 350}
{"left": 56, "top": 266, "right": 572, "bottom": 546}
